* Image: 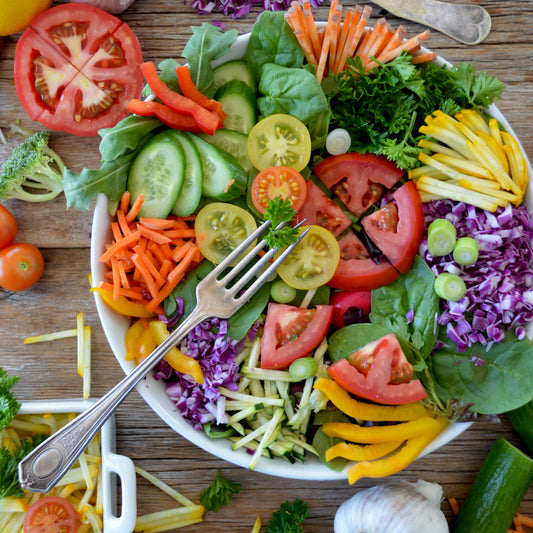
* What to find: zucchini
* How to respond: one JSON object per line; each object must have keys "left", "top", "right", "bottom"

{"left": 507, "top": 399, "right": 533, "bottom": 455}
{"left": 452, "top": 437, "right": 533, "bottom": 533}
{"left": 213, "top": 59, "right": 256, "bottom": 93}
{"left": 214, "top": 80, "right": 256, "bottom": 135}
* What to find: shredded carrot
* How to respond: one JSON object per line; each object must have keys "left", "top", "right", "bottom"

{"left": 139, "top": 217, "right": 176, "bottom": 230}
{"left": 126, "top": 195, "right": 145, "bottom": 224}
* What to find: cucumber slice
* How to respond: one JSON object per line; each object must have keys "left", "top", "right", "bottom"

{"left": 199, "top": 129, "right": 254, "bottom": 176}
{"left": 127, "top": 131, "right": 185, "bottom": 219}
{"left": 214, "top": 80, "right": 256, "bottom": 135}
{"left": 184, "top": 132, "right": 247, "bottom": 201}
{"left": 453, "top": 437, "right": 533, "bottom": 533}
{"left": 213, "top": 59, "right": 256, "bottom": 93}
{"left": 164, "top": 131, "right": 203, "bottom": 217}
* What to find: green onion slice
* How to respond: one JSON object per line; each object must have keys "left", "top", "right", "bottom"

{"left": 434, "top": 273, "right": 467, "bottom": 301}
{"left": 288, "top": 357, "right": 318, "bottom": 380}
{"left": 427, "top": 218, "right": 457, "bottom": 257}
{"left": 453, "top": 237, "right": 479, "bottom": 266}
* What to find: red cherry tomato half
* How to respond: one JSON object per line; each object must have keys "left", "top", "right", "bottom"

{"left": 328, "top": 333, "right": 427, "bottom": 405}
{"left": 250, "top": 166, "right": 307, "bottom": 215}
{"left": 24, "top": 495, "right": 78, "bottom": 533}
{"left": 330, "top": 289, "right": 371, "bottom": 329}
{"left": 14, "top": 3, "right": 144, "bottom": 136}
{"left": 260, "top": 303, "right": 333, "bottom": 370}
{"left": 362, "top": 181, "right": 424, "bottom": 274}
{"left": 0, "top": 242, "right": 44, "bottom": 291}
{"left": 0, "top": 205, "right": 17, "bottom": 249}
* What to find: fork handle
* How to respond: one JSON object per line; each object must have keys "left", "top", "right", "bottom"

{"left": 18, "top": 309, "right": 209, "bottom": 493}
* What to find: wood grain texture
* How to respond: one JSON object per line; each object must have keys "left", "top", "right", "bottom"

{"left": 1, "top": 1, "right": 532, "bottom": 531}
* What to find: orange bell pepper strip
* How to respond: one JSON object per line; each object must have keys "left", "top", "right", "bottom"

{"left": 314, "top": 377, "right": 428, "bottom": 422}
{"left": 325, "top": 440, "right": 403, "bottom": 462}
{"left": 91, "top": 286, "right": 154, "bottom": 318}
{"left": 148, "top": 320, "right": 204, "bottom": 384}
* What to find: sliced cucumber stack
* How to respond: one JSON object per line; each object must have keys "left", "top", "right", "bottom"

{"left": 213, "top": 59, "right": 256, "bottom": 93}
{"left": 199, "top": 129, "right": 254, "bottom": 176}
{"left": 214, "top": 80, "right": 256, "bottom": 135}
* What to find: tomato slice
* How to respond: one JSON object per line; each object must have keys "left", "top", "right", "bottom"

{"left": 14, "top": 3, "right": 143, "bottom": 136}
{"left": 250, "top": 166, "right": 307, "bottom": 215}
{"left": 247, "top": 114, "right": 312, "bottom": 172}
{"left": 328, "top": 230, "right": 399, "bottom": 291}
{"left": 330, "top": 289, "right": 371, "bottom": 329}
{"left": 361, "top": 181, "right": 424, "bottom": 274}
{"left": 313, "top": 153, "right": 404, "bottom": 217}
{"left": 327, "top": 333, "right": 427, "bottom": 404}
{"left": 260, "top": 303, "right": 333, "bottom": 370}
{"left": 276, "top": 225, "right": 340, "bottom": 290}
{"left": 294, "top": 180, "right": 352, "bottom": 238}
{"left": 24, "top": 495, "right": 78, "bottom": 533}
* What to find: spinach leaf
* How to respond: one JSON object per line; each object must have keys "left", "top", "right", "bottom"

{"left": 182, "top": 23, "right": 238, "bottom": 98}
{"left": 370, "top": 256, "right": 439, "bottom": 359}
{"left": 257, "top": 63, "right": 330, "bottom": 149}
{"left": 245, "top": 11, "right": 304, "bottom": 81}
{"left": 427, "top": 332, "right": 533, "bottom": 414}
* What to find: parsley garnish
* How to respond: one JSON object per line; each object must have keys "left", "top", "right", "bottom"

{"left": 0, "top": 368, "right": 20, "bottom": 432}
{"left": 199, "top": 469, "right": 242, "bottom": 512}
{"left": 263, "top": 196, "right": 299, "bottom": 250}
{"left": 265, "top": 499, "right": 309, "bottom": 533}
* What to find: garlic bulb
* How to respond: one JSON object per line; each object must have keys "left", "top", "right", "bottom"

{"left": 68, "top": 0, "right": 137, "bottom": 14}
{"left": 334, "top": 480, "right": 449, "bottom": 533}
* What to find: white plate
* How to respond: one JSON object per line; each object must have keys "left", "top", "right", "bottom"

{"left": 18, "top": 399, "right": 136, "bottom": 533}
{"left": 90, "top": 32, "right": 532, "bottom": 480}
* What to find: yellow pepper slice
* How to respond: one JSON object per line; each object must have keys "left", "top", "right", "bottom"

{"left": 322, "top": 416, "right": 442, "bottom": 444}
{"left": 91, "top": 286, "right": 154, "bottom": 318}
{"left": 325, "top": 440, "right": 403, "bottom": 462}
{"left": 314, "top": 377, "right": 428, "bottom": 422}
{"left": 125, "top": 319, "right": 157, "bottom": 364}
{"left": 346, "top": 417, "right": 448, "bottom": 484}
{"left": 149, "top": 321, "right": 204, "bottom": 384}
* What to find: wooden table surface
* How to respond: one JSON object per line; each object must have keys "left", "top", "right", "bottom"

{"left": 1, "top": 1, "right": 533, "bottom": 531}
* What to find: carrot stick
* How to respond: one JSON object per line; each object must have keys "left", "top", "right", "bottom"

{"left": 332, "top": 6, "right": 354, "bottom": 74}
{"left": 117, "top": 209, "right": 132, "bottom": 236}
{"left": 376, "top": 29, "right": 431, "bottom": 64}
{"left": 356, "top": 18, "right": 387, "bottom": 62}
{"left": 111, "top": 221, "right": 123, "bottom": 244}
{"left": 126, "top": 195, "right": 145, "bottom": 224}
{"left": 380, "top": 24, "right": 406, "bottom": 56}
{"left": 328, "top": 4, "right": 343, "bottom": 74}
{"left": 131, "top": 253, "right": 159, "bottom": 299}
{"left": 167, "top": 244, "right": 198, "bottom": 284}
{"left": 286, "top": 4, "right": 317, "bottom": 66}
{"left": 338, "top": 4, "right": 371, "bottom": 73}
{"left": 516, "top": 514, "right": 533, "bottom": 527}
{"left": 163, "top": 228, "right": 196, "bottom": 239}
{"left": 171, "top": 240, "right": 195, "bottom": 262}
{"left": 411, "top": 51, "right": 436, "bottom": 64}
{"left": 138, "top": 224, "right": 173, "bottom": 244}
{"left": 139, "top": 218, "right": 176, "bottom": 230}
{"left": 302, "top": 0, "right": 322, "bottom": 61}
{"left": 316, "top": 0, "right": 338, "bottom": 83}
{"left": 100, "top": 230, "right": 141, "bottom": 263}
{"left": 119, "top": 191, "right": 131, "bottom": 213}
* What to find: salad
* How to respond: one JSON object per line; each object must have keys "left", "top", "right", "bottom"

{"left": 77, "top": 4, "right": 533, "bottom": 483}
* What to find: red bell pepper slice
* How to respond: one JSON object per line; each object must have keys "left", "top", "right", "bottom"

{"left": 126, "top": 99, "right": 202, "bottom": 133}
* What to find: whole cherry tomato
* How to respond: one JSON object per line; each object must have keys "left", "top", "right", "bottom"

{"left": 0, "top": 242, "right": 44, "bottom": 291}
{"left": 0, "top": 205, "right": 17, "bottom": 249}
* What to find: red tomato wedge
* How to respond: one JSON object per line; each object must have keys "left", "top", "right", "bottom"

{"left": 327, "top": 333, "right": 427, "bottom": 405}
{"left": 330, "top": 289, "right": 371, "bottom": 328}
{"left": 313, "top": 153, "right": 404, "bottom": 217}
{"left": 362, "top": 181, "right": 424, "bottom": 274}
{"left": 328, "top": 230, "right": 400, "bottom": 291}
{"left": 294, "top": 180, "right": 351, "bottom": 238}
{"left": 24, "top": 495, "right": 78, "bottom": 533}
{"left": 14, "top": 3, "right": 143, "bottom": 136}
{"left": 260, "top": 303, "right": 333, "bottom": 370}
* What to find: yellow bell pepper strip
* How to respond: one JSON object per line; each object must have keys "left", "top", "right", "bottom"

{"left": 149, "top": 320, "right": 204, "bottom": 384}
{"left": 314, "top": 377, "right": 428, "bottom": 422}
{"left": 325, "top": 440, "right": 403, "bottom": 462}
{"left": 91, "top": 286, "right": 154, "bottom": 318}
{"left": 345, "top": 417, "right": 448, "bottom": 484}
{"left": 125, "top": 319, "right": 157, "bottom": 364}
{"left": 322, "top": 416, "right": 442, "bottom": 444}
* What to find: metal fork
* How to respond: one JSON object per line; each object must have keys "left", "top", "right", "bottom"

{"left": 18, "top": 219, "right": 309, "bottom": 493}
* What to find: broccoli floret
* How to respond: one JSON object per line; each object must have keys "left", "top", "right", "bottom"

{"left": 0, "top": 131, "right": 65, "bottom": 202}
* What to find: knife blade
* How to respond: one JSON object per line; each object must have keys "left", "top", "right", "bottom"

{"left": 371, "top": 0, "right": 491, "bottom": 45}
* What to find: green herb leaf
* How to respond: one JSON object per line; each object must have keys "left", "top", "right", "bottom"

{"left": 199, "top": 469, "right": 242, "bottom": 512}
{"left": 449, "top": 63, "right": 505, "bottom": 109}
{"left": 263, "top": 196, "right": 299, "bottom": 250}
{"left": 0, "top": 368, "right": 20, "bottom": 432}
{"left": 265, "top": 499, "right": 308, "bottom": 533}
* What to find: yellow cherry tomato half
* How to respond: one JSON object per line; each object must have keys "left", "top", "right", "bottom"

{"left": 276, "top": 225, "right": 340, "bottom": 290}
{"left": 0, "top": 0, "right": 52, "bottom": 36}
{"left": 247, "top": 114, "right": 311, "bottom": 172}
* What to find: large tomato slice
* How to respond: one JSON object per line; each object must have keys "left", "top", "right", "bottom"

{"left": 362, "top": 181, "right": 424, "bottom": 274}
{"left": 14, "top": 3, "right": 143, "bottom": 136}
{"left": 313, "top": 153, "right": 404, "bottom": 217}
{"left": 260, "top": 303, "right": 333, "bottom": 370}
{"left": 294, "top": 180, "right": 352, "bottom": 238}
{"left": 24, "top": 495, "right": 78, "bottom": 533}
{"left": 327, "top": 333, "right": 427, "bottom": 405}
{"left": 327, "top": 230, "right": 400, "bottom": 291}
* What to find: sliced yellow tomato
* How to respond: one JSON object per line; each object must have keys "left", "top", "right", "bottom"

{"left": 247, "top": 114, "right": 311, "bottom": 172}
{"left": 0, "top": 0, "right": 52, "bottom": 36}
{"left": 276, "top": 225, "right": 340, "bottom": 290}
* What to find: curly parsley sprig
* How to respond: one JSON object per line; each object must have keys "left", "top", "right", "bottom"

{"left": 199, "top": 469, "right": 242, "bottom": 512}
{"left": 263, "top": 196, "right": 299, "bottom": 250}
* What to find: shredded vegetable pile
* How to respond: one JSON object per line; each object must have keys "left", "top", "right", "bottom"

{"left": 421, "top": 200, "right": 533, "bottom": 350}
{"left": 187, "top": 0, "right": 323, "bottom": 19}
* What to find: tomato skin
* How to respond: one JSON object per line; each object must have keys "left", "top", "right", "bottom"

{"left": 327, "top": 333, "right": 427, "bottom": 405}
{"left": 250, "top": 166, "right": 307, "bottom": 215}
{"left": 330, "top": 289, "right": 371, "bottom": 329}
{"left": 24, "top": 495, "right": 78, "bottom": 533}
{"left": 328, "top": 231, "right": 400, "bottom": 291}
{"left": 260, "top": 303, "right": 333, "bottom": 370}
{"left": 0, "top": 242, "right": 44, "bottom": 291}
{"left": 313, "top": 153, "right": 404, "bottom": 217}
{"left": 14, "top": 3, "right": 143, "bottom": 136}
{"left": 362, "top": 181, "right": 424, "bottom": 274}
{"left": 0, "top": 205, "right": 17, "bottom": 249}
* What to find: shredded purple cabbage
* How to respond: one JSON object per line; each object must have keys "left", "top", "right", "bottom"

{"left": 153, "top": 317, "right": 243, "bottom": 430}
{"left": 421, "top": 200, "right": 533, "bottom": 351}
{"left": 185, "top": 0, "right": 323, "bottom": 18}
